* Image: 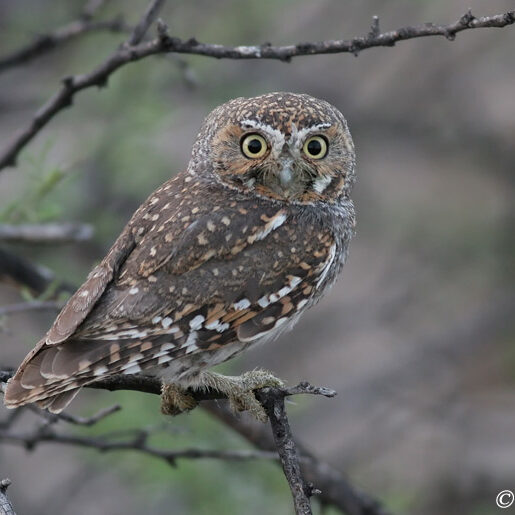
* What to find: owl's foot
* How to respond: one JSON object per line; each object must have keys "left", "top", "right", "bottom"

{"left": 198, "top": 369, "right": 285, "bottom": 423}
{"left": 161, "top": 383, "right": 198, "bottom": 416}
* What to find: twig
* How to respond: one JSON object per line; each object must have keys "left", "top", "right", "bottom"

{"left": 127, "top": 0, "right": 167, "bottom": 46}
{"left": 26, "top": 403, "right": 122, "bottom": 426}
{"left": 255, "top": 384, "right": 334, "bottom": 514}
{"left": 0, "top": 479, "right": 16, "bottom": 515}
{"left": 0, "top": 223, "right": 93, "bottom": 243}
{"left": 0, "top": 426, "right": 277, "bottom": 465}
{"left": 0, "top": 18, "right": 129, "bottom": 73}
{"left": 0, "top": 9, "right": 513, "bottom": 170}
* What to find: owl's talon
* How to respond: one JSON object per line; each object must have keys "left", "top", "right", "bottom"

{"left": 197, "top": 369, "right": 284, "bottom": 423}
{"left": 161, "top": 383, "right": 198, "bottom": 416}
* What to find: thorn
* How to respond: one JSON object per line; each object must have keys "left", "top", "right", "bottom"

{"left": 460, "top": 9, "right": 476, "bottom": 27}
{"left": 156, "top": 18, "right": 169, "bottom": 40}
{"left": 369, "top": 15, "right": 380, "bottom": 37}
{"left": 61, "top": 76, "right": 74, "bottom": 88}
{"left": 0, "top": 478, "right": 11, "bottom": 493}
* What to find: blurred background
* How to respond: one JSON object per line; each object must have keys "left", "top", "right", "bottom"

{"left": 0, "top": 0, "right": 514, "bottom": 514}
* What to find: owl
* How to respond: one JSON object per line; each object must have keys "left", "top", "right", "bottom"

{"left": 4, "top": 92, "right": 356, "bottom": 421}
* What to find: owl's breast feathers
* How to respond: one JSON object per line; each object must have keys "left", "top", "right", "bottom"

{"left": 4, "top": 172, "right": 354, "bottom": 412}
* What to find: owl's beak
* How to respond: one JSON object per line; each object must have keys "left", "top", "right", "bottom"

{"left": 277, "top": 142, "right": 295, "bottom": 191}
{"left": 278, "top": 159, "right": 294, "bottom": 189}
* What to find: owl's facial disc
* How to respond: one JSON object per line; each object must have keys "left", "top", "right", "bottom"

{"left": 203, "top": 93, "right": 355, "bottom": 204}
{"left": 222, "top": 121, "right": 340, "bottom": 202}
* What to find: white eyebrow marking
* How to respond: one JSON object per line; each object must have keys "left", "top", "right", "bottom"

{"left": 240, "top": 119, "right": 284, "bottom": 152}
{"left": 289, "top": 123, "right": 332, "bottom": 148}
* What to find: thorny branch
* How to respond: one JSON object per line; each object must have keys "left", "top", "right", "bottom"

{"left": 0, "top": 9, "right": 513, "bottom": 171}
{"left": 0, "top": 479, "right": 16, "bottom": 515}
{"left": 0, "top": 369, "right": 390, "bottom": 515}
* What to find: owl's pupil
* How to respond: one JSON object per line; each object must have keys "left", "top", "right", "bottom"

{"left": 247, "top": 139, "right": 262, "bottom": 154}
{"left": 307, "top": 139, "right": 322, "bottom": 156}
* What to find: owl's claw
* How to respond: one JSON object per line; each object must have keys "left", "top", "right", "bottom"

{"left": 199, "top": 369, "right": 285, "bottom": 423}
{"left": 160, "top": 370, "right": 284, "bottom": 421}
{"left": 161, "top": 383, "right": 198, "bottom": 416}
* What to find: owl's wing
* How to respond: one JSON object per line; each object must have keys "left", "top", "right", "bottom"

{"left": 46, "top": 227, "right": 135, "bottom": 345}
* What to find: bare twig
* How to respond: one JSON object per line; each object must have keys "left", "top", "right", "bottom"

{"left": 0, "top": 223, "right": 93, "bottom": 244}
{"left": 255, "top": 384, "right": 334, "bottom": 514}
{"left": 127, "top": 0, "right": 167, "bottom": 46}
{"left": 26, "top": 403, "right": 122, "bottom": 426}
{"left": 0, "top": 479, "right": 16, "bottom": 515}
{"left": 0, "top": 18, "right": 129, "bottom": 73}
{"left": 0, "top": 425, "right": 277, "bottom": 465}
{"left": 0, "top": 9, "right": 513, "bottom": 171}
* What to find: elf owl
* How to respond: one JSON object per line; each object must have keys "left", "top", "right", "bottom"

{"left": 4, "top": 92, "right": 356, "bottom": 421}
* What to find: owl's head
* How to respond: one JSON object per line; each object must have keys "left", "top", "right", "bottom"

{"left": 190, "top": 92, "right": 355, "bottom": 204}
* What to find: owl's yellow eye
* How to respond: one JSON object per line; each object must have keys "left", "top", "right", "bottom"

{"left": 241, "top": 134, "right": 268, "bottom": 159}
{"left": 303, "top": 136, "right": 328, "bottom": 159}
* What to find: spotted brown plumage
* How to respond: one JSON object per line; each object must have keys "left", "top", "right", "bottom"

{"left": 4, "top": 92, "right": 356, "bottom": 417}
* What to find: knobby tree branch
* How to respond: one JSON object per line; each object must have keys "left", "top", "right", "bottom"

{"left": 0, "top": 9, "right": 513, "bottom": 171}
{"left": 0, "top": 479, "right": 16, "bottom": 515}
{"left": 0, "top": 369, "right": 390, "bottom": 515}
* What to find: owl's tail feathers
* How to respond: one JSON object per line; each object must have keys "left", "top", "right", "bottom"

{"left": 4, "top": 335, "right": 166, "bottom": 413}
{"left": 3, "top": 359, "right": 83, "bottom": 414}
{"left": 4, "top": 376, "right": 81, "bottom": 414}
{"left": 36, "top": 389, "right": 81, "bottom": 413}
{"left": 3, "top": 338, "right": 113, "bottom": 413}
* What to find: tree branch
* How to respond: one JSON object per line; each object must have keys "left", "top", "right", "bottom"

{"left": 0, "top": 479, "right": 16, "bottom": 515}
{"left": 0, "top": 425, "right": 277, "bottom": 465}
{"left": 0, "top": 369, "right": 390, "bottom": 515}
{"left": 205, "top": 401, "right": 390, "bottom": 515}
{"left": 0, "top": 300, "right": 63, "bottom": 317}
{"left": 0, "top": 223, "right": 93, "bottom": 244}
{"left": 0, "top": 9, "right": 513, "bottom": 171}
{"left": 0, "top": 247, "right": 75, "bottom": 295}
{"left": 255, "top": 385, "right": 327, "bottom": 514}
